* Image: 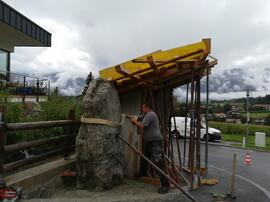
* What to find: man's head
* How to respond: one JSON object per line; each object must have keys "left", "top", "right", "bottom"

{"left": 142, "top": 102, "right": 154, "bottom": 113}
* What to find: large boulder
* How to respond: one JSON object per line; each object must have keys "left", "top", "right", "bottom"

{"left": 76, "top": 79, "right": 124, "bottom": 191}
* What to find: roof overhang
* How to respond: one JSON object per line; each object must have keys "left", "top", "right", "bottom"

{"left": 99, "top": 39, "right": 217, "bottom": 93}
{"left": 0, "top": 0, "right": 51, "bottom": 52}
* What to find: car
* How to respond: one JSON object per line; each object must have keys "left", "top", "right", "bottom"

{"left": 170, "top": 117, "right": 222, "bottom": 142}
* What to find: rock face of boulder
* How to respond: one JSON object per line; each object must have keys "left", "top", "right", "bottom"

{"left": 76, "top": 79, "right": 124, "bottom": 191}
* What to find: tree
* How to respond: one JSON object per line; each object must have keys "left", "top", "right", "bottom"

{"left": 51, "top": 87, "right": 59, "bottom": 97}
{"left": 81, "top": 72, "right": 94, "bottom": 96}
{"left": 224, "top": 103, "right": 232, "bottom": 113}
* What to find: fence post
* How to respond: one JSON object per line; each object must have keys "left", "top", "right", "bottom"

{"left": 64, "top": 109, "right": 75, "bottom": 160}
{"left": 0, "top": 106, "right": 7, "bottom": 179}
{"left": 36, "top": 78, "right": 40, "bottom": 102}
{"left": 48, "top": 81, "right": 51, "bottom": 101}
{"left": 22, "top": 76, "right": 26, "bottom": 103}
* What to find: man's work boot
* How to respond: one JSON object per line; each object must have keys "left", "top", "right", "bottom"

{"left": 158, "top": 186, "right": 170, "bottom": 194}
{"left": 76, "top": 180, "right": 84, "bottom": 189}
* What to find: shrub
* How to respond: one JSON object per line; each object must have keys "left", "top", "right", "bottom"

{"left": 40, "top": 95, "right": 82, "bottom": 120}
{"left": 4, "top": 95, "right": 82, "bottom": 144}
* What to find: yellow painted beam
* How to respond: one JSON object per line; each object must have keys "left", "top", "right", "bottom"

{"left": 99, "top": 39, "right": 211, "bottom": 81}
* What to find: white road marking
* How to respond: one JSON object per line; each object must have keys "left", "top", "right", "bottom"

{"left": 209, "top": 164, "right": 270, "bottom": 200}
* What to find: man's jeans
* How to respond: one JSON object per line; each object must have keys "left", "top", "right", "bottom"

{"left": 140, "top": 141, "right": 170, "bottom": 187}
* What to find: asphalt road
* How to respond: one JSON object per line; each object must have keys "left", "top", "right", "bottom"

{"left": 174, "top": 140, "right": 270, "bottom": 202}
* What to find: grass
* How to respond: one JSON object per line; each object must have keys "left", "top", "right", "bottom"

{"left": 223, "top": 134, "right": 270, "bottom": 152}
{"left": 209, "top": 121, "right": 270, "bottom": 136}
{"left": 240, "top": 111, "right": 270, "bottom": 119}
{"left": 210, "top": 121, "right": 270, "bottom": 151}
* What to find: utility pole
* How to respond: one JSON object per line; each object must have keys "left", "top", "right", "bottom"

{"left": 245, "top": 89, "right": 250, "bottom": 145}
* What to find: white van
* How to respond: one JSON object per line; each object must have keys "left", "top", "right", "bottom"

{"left": 170, "top": 117, "right": 222, "bottom": 142}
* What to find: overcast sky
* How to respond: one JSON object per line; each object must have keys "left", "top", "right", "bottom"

{"left": 5, "top": 0, "right": 270, "bottom": 99}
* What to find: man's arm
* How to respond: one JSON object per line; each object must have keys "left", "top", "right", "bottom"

{"left": 130, "top": 117, "right": 144, "bottom": 129}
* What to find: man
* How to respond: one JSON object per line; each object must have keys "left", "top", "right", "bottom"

{"left": 129, "top": 103, "right": 170, "bottom": 194}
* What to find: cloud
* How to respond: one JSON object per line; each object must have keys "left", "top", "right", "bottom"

{"left": 11, "top": 18, "right": 98, "bottom": 94}
{"left": 5, "top": 0, "right": 270, "bottom": 97}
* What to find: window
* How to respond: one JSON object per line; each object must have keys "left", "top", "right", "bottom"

{"left": 3, "top": 6, "right": 10, "bottom": 23}
{"left": 10, "top": 10, "right": 16, "bottom": 27}
{"left": 0, "top": 3, "right": 3, "bottom": 21}
{"left": 0, "top": 50, "right": 9, "bottom": 74}
{"left": 16, "top": 14, "right": 22, "bottom": 30}
{"left": 22, "top": 18, "right": 27, "bottom": 33}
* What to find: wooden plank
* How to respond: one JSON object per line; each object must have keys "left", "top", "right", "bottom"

{"left": 133, "top": 58, "right": 199, "bottom": 64}
{"left": 4, "top": 135, "right": 75, "bottom": 154}
{"left": 132, "top": 59, "right": 166, "bottom": 64}
{"left": 6, "top": 120, "right": 80, "bottom": 131}
{"left": 3, "top": 147, "right": 73, "bottom": 173}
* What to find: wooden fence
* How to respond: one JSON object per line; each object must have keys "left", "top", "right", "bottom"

{"left": 0, "top": 109, "right": 80, "bottom": 177}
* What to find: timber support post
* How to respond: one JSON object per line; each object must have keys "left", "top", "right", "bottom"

{"left": 64, "top": 109, "right": 75, "bottom": 159}
{"left": 227, "top": 153, "right": 237, "bottom": 200}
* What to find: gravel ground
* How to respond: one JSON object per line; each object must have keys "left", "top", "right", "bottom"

{"left": 22, "top": 179, "right": 190, "bottom": 202}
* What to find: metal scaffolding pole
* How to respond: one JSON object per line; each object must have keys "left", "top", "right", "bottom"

{"left": 183, "top": 83, "right": 189, "bottom": 166}
{"left": 148, "top": 86, "right": 169, "bottom": 155}
{"left": 205, "top": 67, "right": 209, "bottom": 174}
{"left": 164, "top": 87, "right": 173, "bottom": 161}
{"left": 189, "top": 69, "right": 195, "bottom": 189}
{"left": 195, "top": 76, "right": 201, "bottom": 185}
{"left": 170, "top": 93, "right": 183, "bottom": 172}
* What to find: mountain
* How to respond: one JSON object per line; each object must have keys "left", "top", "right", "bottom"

{"left": 42, "top": 72, "right": 85, "bottom": 95}
{"left": 40, "top": 67, "right": 270, "bottom": 97}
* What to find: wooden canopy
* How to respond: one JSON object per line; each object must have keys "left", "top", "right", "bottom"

{"left": 99, "top": 39, "right": 217, "bottom": 93}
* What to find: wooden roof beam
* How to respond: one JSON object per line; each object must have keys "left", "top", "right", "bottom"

{"left": 115, "top": 65, "right": 141, "bottom": 82}
{"left": 115, "top": 49, "right": 204, "bottom": 82}
{"left": 146, "top": 55, "right": 160, "bottom": 74}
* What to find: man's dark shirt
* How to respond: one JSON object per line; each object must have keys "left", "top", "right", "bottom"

{"left": 141, "top": 111, "right": 163, "bottom": 142}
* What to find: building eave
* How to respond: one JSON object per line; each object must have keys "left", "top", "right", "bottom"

{"left": 0, "top": 0, "right": 51, "bottom": 51}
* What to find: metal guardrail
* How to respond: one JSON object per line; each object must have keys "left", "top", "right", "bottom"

{"left": 0, "top": 70, "right": 50, "bottom": 102}
{"left": 0, "top": 109, "right": 79, "bottom": 176}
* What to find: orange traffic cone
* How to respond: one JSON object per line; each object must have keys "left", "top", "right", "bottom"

{"left": 245, "top": 153, "right": 252, "bottom": 166}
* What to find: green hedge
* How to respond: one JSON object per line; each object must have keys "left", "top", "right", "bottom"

{"left": 209, "top": 121, "right": 270, "bottom": 136}
{"left": 4, "top": 96, "right": 82, "bottom": 144}
{"left": 40, "top": 96, "right": 82, "bottom": 120}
